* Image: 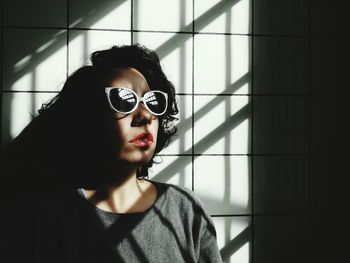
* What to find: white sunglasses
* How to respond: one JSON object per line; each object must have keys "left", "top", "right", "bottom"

{"left": 105, "top": 87, "right": 168, "bottom": 116}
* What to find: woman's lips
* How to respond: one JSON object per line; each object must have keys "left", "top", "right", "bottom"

{"left": 130, "top": 132, "right": 154, "bottom": 147}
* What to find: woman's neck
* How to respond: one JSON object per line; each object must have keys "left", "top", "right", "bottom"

{"left": 83, "top": 166, "right": 157, "bottom": 213}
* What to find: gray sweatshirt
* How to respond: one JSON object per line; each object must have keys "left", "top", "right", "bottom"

{"left": 1, "top": 180, "right": 222, "bottom": 263}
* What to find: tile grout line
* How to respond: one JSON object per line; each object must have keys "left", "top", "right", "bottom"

{"left": 250, "top": 0, "right": 255, "bottom": 262}
{"left": 3, "top": 90, "right": 346, "bottom": 98}
{"left": 2, "top": 25, "right": 349, "bottom": 40}
{"left": 131, "top": 0, "right": 134, "bottom": 44}
{"left": 2, "top": 89, "right": 345, "bottom": 99}
{"left": 191, "top": 0, "right": 195, "bottom": 192}
{"left": 307, "top": 0, "right": 311, "bottom": 262}
{"left": 66, "top": 0, "right": 69, "bottom": 79}
{"left": 0, "top": 0, "right": 4, "bottom": 151}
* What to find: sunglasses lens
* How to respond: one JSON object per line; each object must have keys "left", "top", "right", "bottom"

{"left": 145, "top": 91, "right": 167, "bottom": 115}
{"left": 109, "top": 88, "right": 137, "bottom": 113}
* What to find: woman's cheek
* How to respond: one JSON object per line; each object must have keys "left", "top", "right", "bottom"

{"left": 114, "top": 118, "right": 131, "bottom": 142}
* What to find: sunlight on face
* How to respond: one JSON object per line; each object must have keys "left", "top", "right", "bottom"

{"left": 108, "top": 68, "right": 159, "bottom": 166}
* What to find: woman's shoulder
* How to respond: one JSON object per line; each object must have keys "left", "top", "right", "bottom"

{"left": 151, "top": 180, "right": 200, "bottom": 202}
{"left": 149, "top": 180, "right": 217, "bottom": 237}
{"left": 150, "top": 180, "right": 211, "bottom": 219}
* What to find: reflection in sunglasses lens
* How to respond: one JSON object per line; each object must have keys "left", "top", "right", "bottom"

{"left": 110, "top": 88, "right": 137, "bottom": 112}
{"left": 145, "top": 92, "right": 167, "bottom": 114}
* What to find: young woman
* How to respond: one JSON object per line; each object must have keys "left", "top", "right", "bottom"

{"left": 1, "top": 44, "right": 222, "bottom": 262}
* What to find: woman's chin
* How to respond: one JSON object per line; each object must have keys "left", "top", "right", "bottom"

{"left": 119, "top": 152, "right": 153, "bottom": 166}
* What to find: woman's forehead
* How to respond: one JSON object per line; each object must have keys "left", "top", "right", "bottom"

{"left": 110, "top": 67, "right": 150, "bottom": 94}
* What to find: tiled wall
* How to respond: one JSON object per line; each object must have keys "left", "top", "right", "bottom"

{"left": 1, "top": 0, "right": 350, "bottom": 262}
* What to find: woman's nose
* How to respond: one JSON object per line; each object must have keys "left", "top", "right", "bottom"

{"left": 132, "top": 102, "right": 153, "bottom": 126}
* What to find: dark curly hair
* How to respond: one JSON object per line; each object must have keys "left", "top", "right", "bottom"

{"left": 2, "top": 44, "right": 178, "bottom": 191}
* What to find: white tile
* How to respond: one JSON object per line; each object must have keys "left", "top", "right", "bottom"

{"left": 134, "top": 0, "right": 193, "bottom": 31}
{"left": 213, "top": 216, "right": 251, "bottom": 263}
{"left": 3, "top": 29, "right": 67, "bottom": 92}
{"left": 2, "top": 92, "right": 58, "bottom": 146}
{"left": 149, "top": 155, "right": 192, "bottom": 189}
{"left": 160, "top": 95, "right": 192, "bottom": 155}
{"left": 68, "top": 30, "right": 131, "bottom": 74}
{"left": 194, "top": 35, "right": 250, "bottom": 94}
{"left": 194, "top": 156, "right": 251, "bottom": 215}
{"left": 69, "top": 0, "right": 131, "bottom": 30}
{"left": 4, "top": 0, "right": 66, "bottom": 27}
{"left": 194, "top": 0, "right": 251, "bottom": 34}
{"left": 194, "top": 96, "right": 250, "bottom": 154}
{"left": 133, "top": 32, "right": 193, "bottom": 94}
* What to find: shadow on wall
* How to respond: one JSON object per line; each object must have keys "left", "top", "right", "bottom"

{"left": 2, "top": 0, "right": 251, "bottom": 262}
{"left": 3, "top": 0, "right": 246, "bottom": 146}
{"left": 2, "top": 0, "right": 128, "bottom": 146}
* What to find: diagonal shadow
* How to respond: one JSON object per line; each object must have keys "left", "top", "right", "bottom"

{"left": 124, "top": 234, "right": 149, "bottom": 262}
{"left": 153, "top": 103, "right": 250, "bottom": 182}
{"left": 154, "top": 0, "right": 242, "bottom": 58}
{"left": 6, "top": 0, "right": 242, "bottom": 93}
{"left": 220, "top": 225, "right": 251, "bottom": 261}
{"left": 3, "top": 29, "right": 67, "bottom": 91}
{"left": 174, "top": 72, "right": 250, "bottom": 135}
{"left": 3, "top": 0, "right": 246, "bottom": 146}
{"left": 152, "top": 206, "right": 193, "bottom": 262}
{"left": 2, "top": 0, "right": 252, "bottom": 261}
{"left": 102, "top": 185, "right": 217, "bottom": 262}
{"left": 69, "top": 0, "right": 127, "bottom": 28}
{"left": 4, "top": 0, "right": 127, "bottom": 91}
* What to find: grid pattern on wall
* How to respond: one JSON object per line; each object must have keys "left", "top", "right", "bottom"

{"left": 2, "top": 0, "right": 350, "bottom": 262}
{"left": 2, "top": 2, "right": 251, "bottom": 261}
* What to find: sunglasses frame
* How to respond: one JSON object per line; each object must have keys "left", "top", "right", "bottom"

{"left": 105, "top": 87, "right": 168, "bottom": 116}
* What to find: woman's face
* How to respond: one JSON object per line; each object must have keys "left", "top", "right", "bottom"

{"left": 109, "top": 68, "right": 159, "bottom": 166}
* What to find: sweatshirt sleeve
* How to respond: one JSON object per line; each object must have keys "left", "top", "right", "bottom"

{"left": 198, "top": 224, "right": 223, "bottom": 263}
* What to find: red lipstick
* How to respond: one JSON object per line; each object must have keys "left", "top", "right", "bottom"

{"left": 130, "top": 132, "right": 154, "bottom": 147}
